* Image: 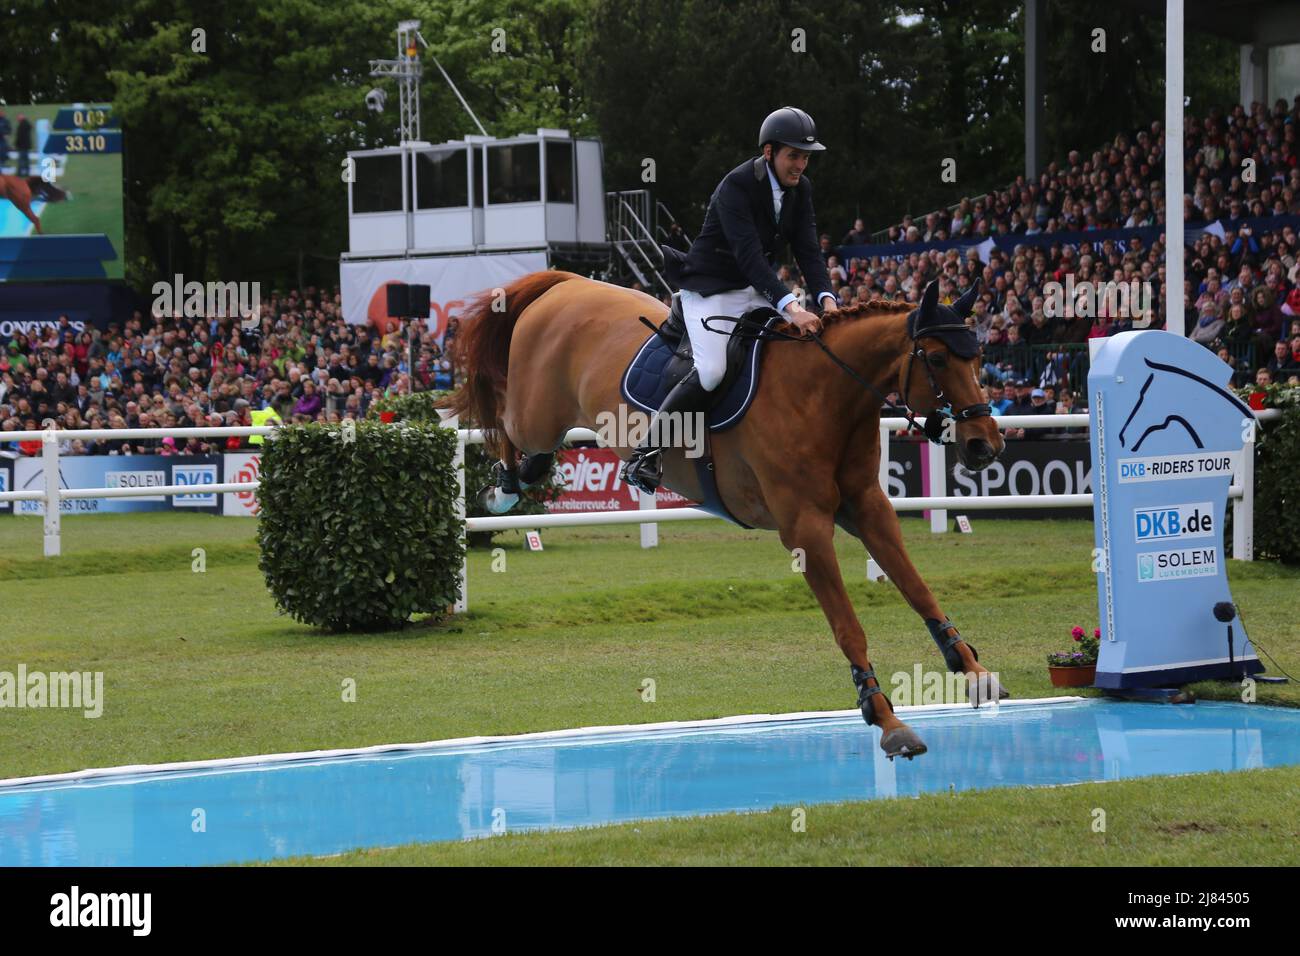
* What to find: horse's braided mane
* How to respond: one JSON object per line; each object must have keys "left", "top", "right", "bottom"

{"left": 823, "top": 297, "right": 914, "bottom": 324}
{"left": 771, "top": 297, "right": 912, "bottom": 335}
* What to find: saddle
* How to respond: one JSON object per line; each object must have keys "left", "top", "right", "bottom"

{"left": 620, "top": 286, "right": 784, "bottom": 529}
{"left": 621, "top": 290, "right": 781, "bottom": 432}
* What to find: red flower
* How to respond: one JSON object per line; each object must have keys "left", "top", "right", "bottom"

{"left": 1094, "top": 627, "right": 1101, "bottom": 638}
{"left": 1071, "top": 626, "right": 1085, "bottom": 641}
{"left": 380, "top": 411, "right": 396, "bottom": 423}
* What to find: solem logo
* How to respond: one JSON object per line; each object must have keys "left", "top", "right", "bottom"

{"left": 1134, "top": 502, "right": 1215, "bottom": 541}
{"left": 172, "top": 464, "right": 217, "bottom": 507}
{"left": 106, "top": 469, "right": 166, "bottom": 503}
{"left": 1135, "top": 547, "right": 1218, "bottom": 583}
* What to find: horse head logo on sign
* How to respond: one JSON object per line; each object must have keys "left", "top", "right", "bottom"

{"left": 1089, "top": 330, "right": 1264, "bottom": 689}
{"left": 1117, "top": 357, "right": 1253, "bottom": 454}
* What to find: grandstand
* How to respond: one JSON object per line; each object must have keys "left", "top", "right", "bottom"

{"left": 5, "top": 100, "right": 1300, "bottom": 454}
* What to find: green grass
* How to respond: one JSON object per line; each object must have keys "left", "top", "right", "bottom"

{"left": 270, "top": 766, "right": 1300, "bottom": 867}
{"left": 1, "top": 512, "right": 1297, "bottom": 864}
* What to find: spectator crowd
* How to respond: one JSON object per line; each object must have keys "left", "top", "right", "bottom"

{"left": 648, "top": 96, "right": 1300, "bottom": 433}
{"left": 0, "top": 290, "right": 461, "bottom": 457}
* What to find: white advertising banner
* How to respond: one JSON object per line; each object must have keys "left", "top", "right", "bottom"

{"left": 340, "top": 252, "right": 547, "bottom": 341}
{"left": 222, "top": 452, "right": 261, "bottom": 517}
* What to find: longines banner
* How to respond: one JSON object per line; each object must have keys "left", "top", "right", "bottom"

{"left": 547, "top": 442, "right": 1094, "bottom": 518}
{"left": 339, "top": 251, "right": 547, "bottom": 344}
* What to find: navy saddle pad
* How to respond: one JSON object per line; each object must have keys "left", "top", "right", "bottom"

{"left": 620, "top": 296, "right": 781, "bottom": 429}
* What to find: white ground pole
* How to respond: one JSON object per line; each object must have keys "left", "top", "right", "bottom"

{"left": 1166, "top": 0, "right": 1185, "bottom": 337}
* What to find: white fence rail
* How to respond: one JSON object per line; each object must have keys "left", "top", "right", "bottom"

{"left": 1, "top": 426, "right": 276, "bottom": 556}
{"left": 1, "top": 411, "right": 1278, "bottom": 589}
{"left": 438, "top": 409, "right": 1275, "bottom": 613}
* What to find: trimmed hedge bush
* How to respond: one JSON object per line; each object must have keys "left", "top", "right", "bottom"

{"left": 256, "top": 420, "right": 465, "bottom": 631}
{"left": 1239, "top": 385, "right": 1300, "bottom": 564}
{"left": 368, "top": 390, "right": 563, "bottom": 547}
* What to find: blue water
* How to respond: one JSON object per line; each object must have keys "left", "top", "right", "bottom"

{"left": 1, "top": 699, "right": 1297, "bottom": 866}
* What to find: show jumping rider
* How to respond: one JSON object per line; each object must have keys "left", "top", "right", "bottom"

{"left": 622, "top": 106, "right": 839, "bottom": 493}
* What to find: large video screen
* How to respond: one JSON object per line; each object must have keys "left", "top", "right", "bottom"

{"left": 0, "top": 102, "right": 123, "bottom": 281}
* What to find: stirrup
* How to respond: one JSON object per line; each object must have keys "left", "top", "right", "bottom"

{"left": 850, "top": 664, "right": 893, "bottom": 727}
{"left": 927, "top": 617, "right": 976, "bottom": 673}
{"left": 621, "top": 447, "right": 662, "bottom": 494}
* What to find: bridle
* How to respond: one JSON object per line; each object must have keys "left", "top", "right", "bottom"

{"left": 899, "top": 313, "right": 993, "bottom": 443}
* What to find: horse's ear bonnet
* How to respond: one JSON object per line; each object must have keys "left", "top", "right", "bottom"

{"left": 908, "top": 278, "right": 982, "bottom": 359}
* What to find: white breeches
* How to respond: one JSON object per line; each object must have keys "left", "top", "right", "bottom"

{"left": 679, "top": 286, "right": 774, "bottom": 391}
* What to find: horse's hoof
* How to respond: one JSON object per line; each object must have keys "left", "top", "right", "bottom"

{"left": 968, "top": 671, "right": 1011, "bottom": 707}
{"left": 477, "top": 486, "right": 520, "bottom": 514}
{"left": 880, "top": 725, "right": 928, "bottom": 760}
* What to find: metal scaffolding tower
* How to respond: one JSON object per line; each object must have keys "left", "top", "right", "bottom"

{"left": 368, "top": 19, "right": 486, "bottom": 145}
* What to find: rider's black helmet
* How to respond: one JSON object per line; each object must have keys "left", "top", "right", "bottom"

{"left": 758, "top": 107, "right": 826, "bottom": 153}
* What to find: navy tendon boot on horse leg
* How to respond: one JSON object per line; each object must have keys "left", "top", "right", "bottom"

{"left": 927, "top": 617, "right": 1010, "bottom": 707}
{"left": 622, "top": 367, "right": 710, "bottom": 494}
{"left": 851, "top": 664, "right": 928, "bottom": 760}
{"left": 480, "top": 452, "right": 555, "bottom": 514}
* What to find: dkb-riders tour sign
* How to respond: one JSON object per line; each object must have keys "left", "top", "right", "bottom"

{"left": 1089, "top": 330, "right": 1263, "bottom": 688}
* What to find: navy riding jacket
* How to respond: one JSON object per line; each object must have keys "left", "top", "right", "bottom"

{"left": 664, "top": 156, "right": 834, "bottom": 312}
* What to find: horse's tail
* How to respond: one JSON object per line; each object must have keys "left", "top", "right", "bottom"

{"left": 435, "top": 270, "right": 577, "bottom": 456}
{"left": 27, "top": 178, "right": 67, "bottom": 203}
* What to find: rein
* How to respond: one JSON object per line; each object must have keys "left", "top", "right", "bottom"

{"left": 703, "top": 312, "right": 989, "bottom": 443}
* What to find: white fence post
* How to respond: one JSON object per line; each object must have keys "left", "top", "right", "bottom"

{"left": 437, "top": 412, "right": 468, "bottom": 613}
{"left": 638, "top": 485, "right": 658, "bottom": 548}
{"left": 1232, "top": 428, "right": 1254, "bottom": 561}
{"left": 869, "top": 422, "right": 892, "bottom": 580}
{"left": 878, "top": 423, "right": 890, "bottom": 493}
{"left": 927, "top": 438, "right": 948, "bottom": 533}
{"left": 42, "top": 426, "right": 61, "bottom": 557}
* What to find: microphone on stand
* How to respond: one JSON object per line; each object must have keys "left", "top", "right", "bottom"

{"left": 1213, "top": 602, "right": 1238, "bottom": 678}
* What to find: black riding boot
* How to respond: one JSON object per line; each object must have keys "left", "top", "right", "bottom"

{"left": 621, "top": 367, "right": 711, "bottom": 494}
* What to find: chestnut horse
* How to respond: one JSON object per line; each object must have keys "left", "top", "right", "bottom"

{"left": 440, "top": 270, "right": 1007, "bottom": 758}
{"left": 0, "top": 175, "right": 68, "bottom": 234}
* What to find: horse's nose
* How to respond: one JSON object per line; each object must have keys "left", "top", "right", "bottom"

{"left": 964, "top": 438, "right": 996, "bottom": 468}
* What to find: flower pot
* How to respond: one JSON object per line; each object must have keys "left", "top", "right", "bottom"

{"left": 1048, "top": 664, "right": 1096, "bottom": 687}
